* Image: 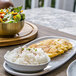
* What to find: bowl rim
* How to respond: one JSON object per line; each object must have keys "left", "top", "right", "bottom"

{"left": 0, "top": 20, "right": 24, "bottom": 24}
{"left": 4, "top": 54, "right": 51, "bottom": 67}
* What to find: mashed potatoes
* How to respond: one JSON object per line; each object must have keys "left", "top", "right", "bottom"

{"left": 4, "top": 47, "right": 49, "bottom": 65}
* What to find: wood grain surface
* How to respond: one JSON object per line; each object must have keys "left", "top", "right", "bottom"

{"left": 0, "top": 22, "right": 76, "bottom": 76}
{"left": 0, "top": 21, "right": 38, "bottom": 46}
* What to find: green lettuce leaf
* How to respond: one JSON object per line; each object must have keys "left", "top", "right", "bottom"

{"left": 13, "top": 6, "right": 23, "bottom": 12}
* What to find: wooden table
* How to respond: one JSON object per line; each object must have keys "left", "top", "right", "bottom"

{"left": 0, "top": 23, "right": 76, "bottom": 76}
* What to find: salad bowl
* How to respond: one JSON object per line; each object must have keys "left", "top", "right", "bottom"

{"left": 0, "top": 6, "right": 25, "bottom": 36}
{"left": 0, "top": 20, "right": 24, "bottom": 36}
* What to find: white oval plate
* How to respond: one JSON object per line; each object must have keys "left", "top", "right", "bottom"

{"left": 3, "top": 36, "right": 76, "bottom": 76}
{"left": 67, "top": 60, "right": 76, "bottom": 76}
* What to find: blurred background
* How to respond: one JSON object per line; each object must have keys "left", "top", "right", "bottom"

{"left": 25, "top": 0, "right": 55, "bottom": 9}
{"left": 11, "top": 0, "right": 76, "bottom": 12}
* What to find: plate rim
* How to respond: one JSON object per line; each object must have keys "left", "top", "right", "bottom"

{"left": 3, "top": 61, "right": 52, "bottom": 76}
{"left": 67, "top": 59, "right": 76, "bottom": 76}
{"left": 26, "top": 36, "right": 76, "bottom": 47}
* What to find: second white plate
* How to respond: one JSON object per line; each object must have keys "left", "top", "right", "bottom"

{"left": 67, "top": 60, "right": 76, "bottom": 76}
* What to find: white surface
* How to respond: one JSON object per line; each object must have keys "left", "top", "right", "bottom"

{"left": 59, "top": 27, "right": 76, "bottom": 36}
{"left": 24, "top": 7, "right": 76, "bottom": 35}
{"left": 67, "top": 60, "right": 76, "bottom": 76}
{"left": 3, "top": 36, "right": 76, "bottom": 76}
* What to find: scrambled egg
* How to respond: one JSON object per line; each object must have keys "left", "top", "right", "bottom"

{"left": 29, "top": 39, "right": 72, "bottom": 58}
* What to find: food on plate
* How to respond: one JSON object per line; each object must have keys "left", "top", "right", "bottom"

{"left": 4, "top": 47, "right": 49, "bottom": 65}
{"left": 29, "top": 39, "right": 72, "bottom": 58}
{"left": 0, "top": 6, "right": 25, "bottom": 23}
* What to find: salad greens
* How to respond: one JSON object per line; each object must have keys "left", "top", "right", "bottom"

{"left": 0, "top": 6, "right": 25, "bottom": 23}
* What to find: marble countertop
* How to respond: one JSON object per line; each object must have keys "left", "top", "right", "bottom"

{"left": 24, "top": 7, "right": 76, "bottom": 35}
